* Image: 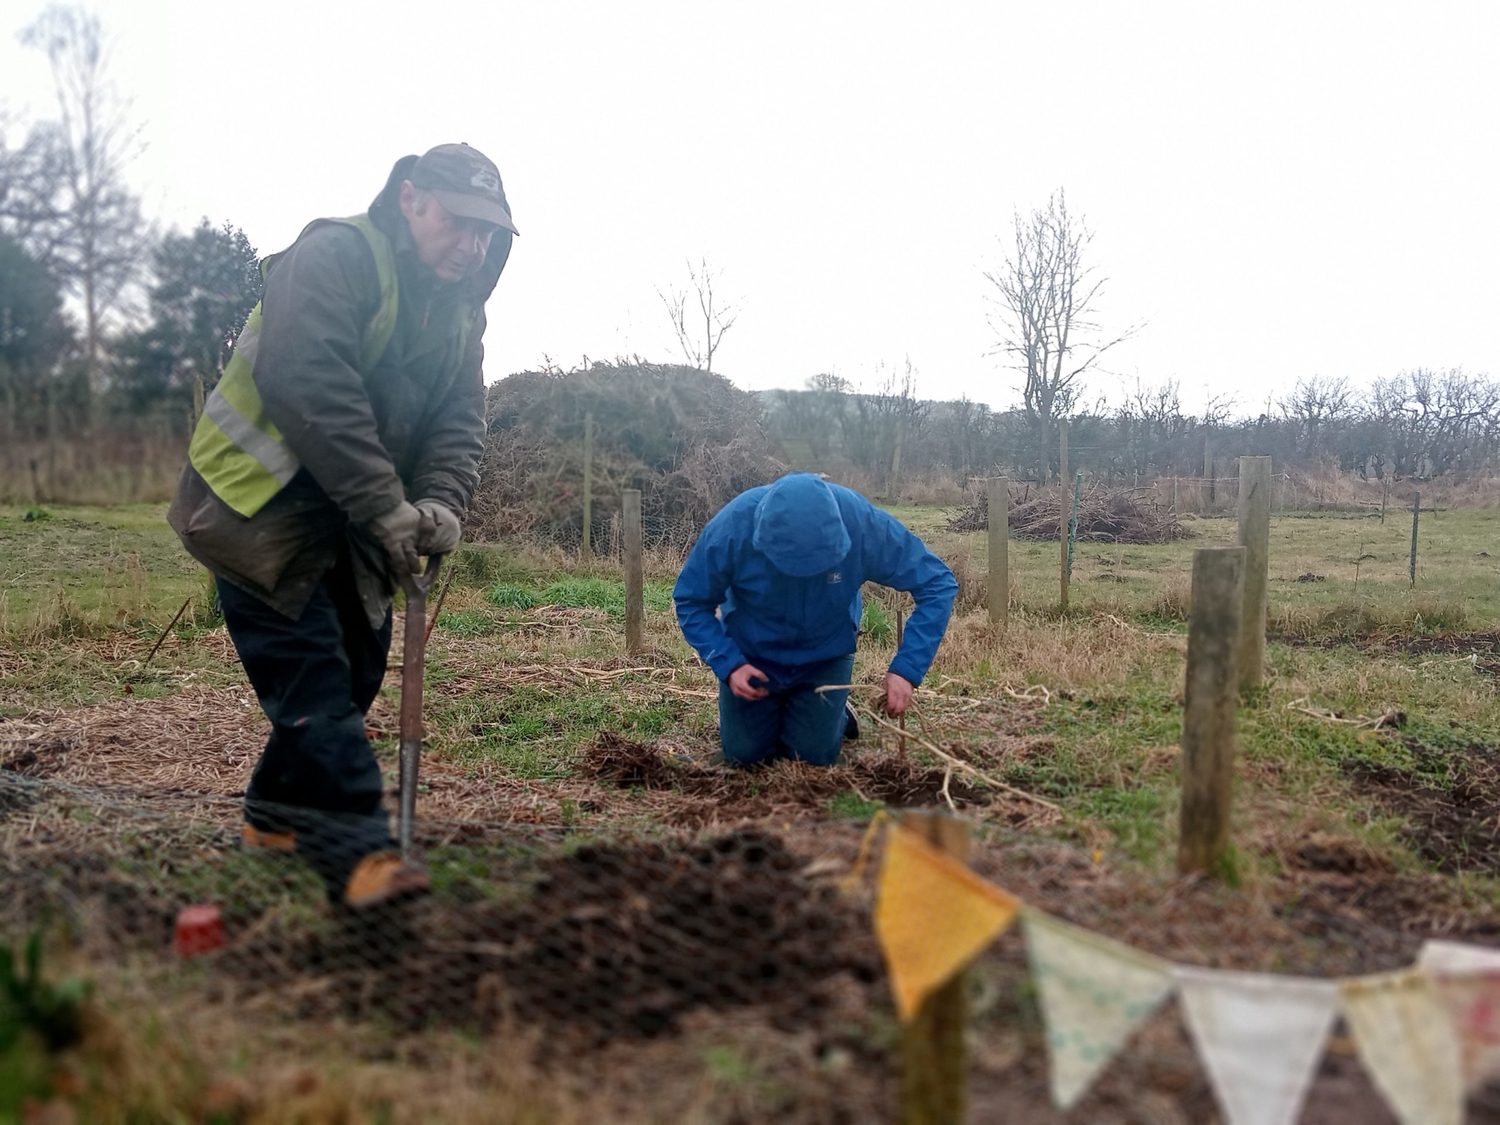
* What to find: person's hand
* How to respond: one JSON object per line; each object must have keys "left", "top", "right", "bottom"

{"left": 880, "top": 672, "right": 915, "bottom": 717}
{"left": 728, "top": 663, "right": 770, "bottom": 701}
{"left": 414, "top": 499, "right": 462, "bottom": 554}
{"left": 368, "top": 501, "right": 422, "bottom": 577}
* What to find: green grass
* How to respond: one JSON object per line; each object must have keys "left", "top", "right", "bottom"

{"left": 0, "top": 503, "right": 203, "bottom": 637}
{"left": 5, "top": 500, "right": 1499, "bottom": 886}
{"left": 897, "top": 502, "right": 1500, "bottom": 624}
{"left": 859, "top": 599, "right": 894, "bottom": 646}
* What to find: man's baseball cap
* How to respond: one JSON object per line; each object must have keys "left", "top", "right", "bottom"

{"left": 409, "top": 143, "right": 519, "bottom": 236}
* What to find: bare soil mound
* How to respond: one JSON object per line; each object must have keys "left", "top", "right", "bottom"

{"left": 1343, "top": 736, "right": 1500, "bottom": 874}
{"left": 213, "top": 827, "right": 883, "bottom": 1052}
{"left": 583, "top": 730, "right": 984, "bottom": 811}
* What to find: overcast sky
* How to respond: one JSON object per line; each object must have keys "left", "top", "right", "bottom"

{"left": 3, "top": 0, "right": 1496, "bottom": 414}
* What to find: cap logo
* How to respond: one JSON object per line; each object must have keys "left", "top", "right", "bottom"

{"left": 470, "top": 167, "right": 500, "bottom": 195}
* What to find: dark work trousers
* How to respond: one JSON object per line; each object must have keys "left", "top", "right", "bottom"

{"left": 717, "top": 654, "right": 855, "bottom": 767}
{"left": 217, "top": 549, "right": 395, "bottom": 898}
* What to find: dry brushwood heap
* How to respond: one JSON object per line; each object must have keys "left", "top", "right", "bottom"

{"left": 947, "top": 483, "right": 1191, "bottom": 544}
{"left": 469, "top": 360, "right": 785, "bottom": 551}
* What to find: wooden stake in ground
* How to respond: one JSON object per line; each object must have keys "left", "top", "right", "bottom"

{"left": 1178, "top": 546, "right": 1246, "bottom": 878}
{"left": 900, "top": 810, "right": 970, "bottom": 1125}
{"left": 1409, "top": 490, "right": 1420, "bottom": 588}
{"left": 623, "top": 488, "right": 644, "bottom": 655}
{"left": 1236, "top": 456, "right": 1272, "bottom": 693}
{"left": 1202, "top": 430, "right": 1213, "bottom": 510}
{"left": 581, "top": 411, "right": 595, "bottom": 561}
{"left": 986, "top": 477, "right": 1008, "bottom": 626}
{"left": 895, "top": 604, "right": 907, "bottom": 752}
{"left": 1057, "top": 419, "right": 1069, "bottom": 608}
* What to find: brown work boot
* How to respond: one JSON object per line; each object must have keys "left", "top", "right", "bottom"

{"left": 242, "top": 823, "right": 296, "bottom": 852}
{"left": 343, "top": 852, "right": 431, "bottom": 909}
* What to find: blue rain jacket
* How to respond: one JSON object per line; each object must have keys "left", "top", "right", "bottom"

{"left": 674, "top": 475, "right": 958, "bottom": 685}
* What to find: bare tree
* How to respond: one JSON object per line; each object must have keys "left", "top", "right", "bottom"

{"left": 1278, "top": 375, "right": 1356, "bottom": 458}
{"left": 985, "top": 191, "right": 1134, "bottom": 479}
{"left": 657, "top": 257, "right": 738, "bottom": 376}
{"left": 20, "top": 4, "right": 150, "bottom": 399}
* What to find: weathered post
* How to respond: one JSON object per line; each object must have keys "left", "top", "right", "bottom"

{"left": 1202, "top": 431, "right": 1213, "bottom": 511}
{"left": 1058, "top": 421, "right": 1070, "bottom": 608}
{"left": 887, "top": 420, "right": 905, "bottom": 502}
{"left": 1236, "top": 456, "right": 1272, "bottom": 693}
{"left": 623, "top": 488, "right": 644, "bottom": 655}
{"left": 986, "top": 477, "right": 1009, "bottom": 626}
{"left": 1178, "top": 546, "right": 1246, "bottom": 878}
{"left": 900, "top": 810, "right": 971, "bottom": 1125}
{"left": 1409, "top": 491, "right": 1420, "bottom": 588}
{"left": 581, "top": 411, "right": 595, "bottom": 561}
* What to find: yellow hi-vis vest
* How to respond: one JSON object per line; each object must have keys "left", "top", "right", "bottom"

{"left": 187, "top": 214, "right": 400, "bottom": 518}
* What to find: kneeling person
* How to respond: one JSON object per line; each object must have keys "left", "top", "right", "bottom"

{"left": 674, "top": 473, "right": 958, "bottom": 766}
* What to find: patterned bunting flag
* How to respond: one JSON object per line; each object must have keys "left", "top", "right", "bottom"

{"left": 874, "top": 823, "right": 1019, "bottom": 1021}
{"left": 1021, "top": 907, "right": 1174, "bottom": 1109}
{"left": 1419, "top": 940, "right": 1500, "bottom": 1087}
{"left": 1173, "top": 966, "right": 1339, "bottom": 1125}
{"left": 1339, "top": 967, "right": 1463, "bottom": 1125}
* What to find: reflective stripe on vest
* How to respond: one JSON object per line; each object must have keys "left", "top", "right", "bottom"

{"left": 187, "top": 214, "right": 400, "bottom": 518}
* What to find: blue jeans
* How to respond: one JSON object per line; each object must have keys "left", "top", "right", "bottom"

{"left": 718, "top": 654, "right": 855, "bottom": 767}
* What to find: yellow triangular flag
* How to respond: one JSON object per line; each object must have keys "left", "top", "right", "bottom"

{"left": 1340, "top": 968, "right": 1463, "bottom": 1125}
{"left": 875, "top": 823, "right": 1019, "bottom": 1021}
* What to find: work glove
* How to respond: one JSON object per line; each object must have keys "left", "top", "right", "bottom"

{"left": 368, "top": 501, "right": 422, "bottom": 578}
{"left": 414, "top": 499, "right": 462, "bottom": 555}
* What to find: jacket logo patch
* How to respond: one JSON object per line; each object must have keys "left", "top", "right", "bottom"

{"left": 826, "top": 571, "right": 842, "bottom": 584}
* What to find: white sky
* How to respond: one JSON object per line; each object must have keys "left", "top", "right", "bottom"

{"left": 3, "top": 0, "right": 1497, "bottom": 414}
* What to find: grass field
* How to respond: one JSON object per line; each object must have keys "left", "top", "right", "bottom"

{"left": 2, "top": 499, "right": 1498, "bottom": 1121}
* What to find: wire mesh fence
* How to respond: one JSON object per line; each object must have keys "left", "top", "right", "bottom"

{"left": 7, "top": 747, "right": 1500, "bottom": 1122}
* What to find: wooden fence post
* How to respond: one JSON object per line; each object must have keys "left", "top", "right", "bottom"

{"left": 1409, "top": 491, "right": 1420, "bottom": 588}
{"left": 1236, "top": 456, "right": 1272, "bottom": 693}
{"left": 581, "top": 412, "right": 595, "bottom": 561}
{"left": 987, "top": 477, "right": 1008, "bottom": 627}
{"left": 623, "top": 488, "right": 643, "bottom": 655}
{"left": 900, "top": 810, "right": 970, "bottom": 1125}
{"left": 1202, "top": 431, "right": 1213, "bottom": 511}
{"left": 1058, "top": 420, "right": 1070, "bottom": 609}
{"left": 1178, "top": 546, "right": 1246, "bottom": 877}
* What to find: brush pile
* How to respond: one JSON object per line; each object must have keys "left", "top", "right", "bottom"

{"left": 947, "top": 484, "right": 1191, "bottom": 544}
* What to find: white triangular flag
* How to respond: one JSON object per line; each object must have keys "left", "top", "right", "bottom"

{"left": 1021, "top": 908, "right": 1174, "bottom": 1109}
{"left": 1174, "top": 966, "right": 1339, "bottom": 1125}
{"left": 1419, "top": 940, "right": 1500, "bottom": 975}
{"left": 1340, "top": 968, "right": 1463, "bottom": 1125}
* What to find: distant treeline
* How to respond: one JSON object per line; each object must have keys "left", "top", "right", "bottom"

{"left": 757, "top": 370, "right": 1500, "bottom": 486}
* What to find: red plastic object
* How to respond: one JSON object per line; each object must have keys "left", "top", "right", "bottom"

{"left": 173, "top": 904, "right": 225, "bottom": 956}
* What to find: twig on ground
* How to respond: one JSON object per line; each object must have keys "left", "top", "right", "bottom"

{"left": 853, "top": 704, "right": 1061, "bottom": 812}
{"left": 1286, "top": 697, "right": 1404, "bottom": 731}
{"left": 142, "top": 596, "right": 194, "bottom": 670}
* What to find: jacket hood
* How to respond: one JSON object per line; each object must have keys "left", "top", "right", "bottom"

{"left": 370, "top": 154, "right": 512, "bottom": 302}
{"left": 751, "top": 473, "right": 851, "bottom": 577}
